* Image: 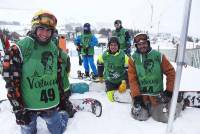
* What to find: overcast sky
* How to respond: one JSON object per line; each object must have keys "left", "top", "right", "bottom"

{"left": 0, "top": 0, "right": 199, "bottom": 37}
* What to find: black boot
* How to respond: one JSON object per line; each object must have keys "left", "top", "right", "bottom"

{"left": 85, "top": 71, "right": 90, "bottom": 77}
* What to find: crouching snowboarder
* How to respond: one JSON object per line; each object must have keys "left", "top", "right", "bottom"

{"left": 128, "top": 33, "right": 183, "bottom": 123}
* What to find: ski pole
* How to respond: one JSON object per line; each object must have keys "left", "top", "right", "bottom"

{"left": 166, "top": 0, "right": 192, "bottom": 133}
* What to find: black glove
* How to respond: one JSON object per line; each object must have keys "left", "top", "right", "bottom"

{"left": 59, "top": 90, "right": 76, "bottom": 118}
{"left": 131, "top": 96, "right": 143, "bottom": 116}
{"left": 15, "top": 110, "right": 31, "bottom": 125}
{"left": 65, "top": 100, "right": 77, "bottom": 118}
{"left": 157, "top": 90, "right": 172, "bottom": 104}
{"left": 76, "top": 45, "right": 81, "bottom": 52}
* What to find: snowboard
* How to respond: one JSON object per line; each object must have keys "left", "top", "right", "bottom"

{"left": 182, "top": 91, "right": 200, "bottom": 108}
{"left": 70, "top": 98, "right": 102, "bottom": 117}
{"left": 0, "top": 98, "right": 102, "bottom": 117}
{"left": 113, "top": 90, "right": 132, "bottom": 104}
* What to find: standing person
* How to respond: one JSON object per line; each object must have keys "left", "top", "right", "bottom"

{"left": 112, "top": 20, "right": 132, "bottom": 56}
{"left": 74, "top": 23, "right": 98, "bottom": 79}
{"left": 97, "top": 36, "right": 131, "bottom": 103}
{"left": 128, "top": 33, "right": 183, "bottom": 123}
{"left": 2, "top": 10, "right": 71, "bottom": 134}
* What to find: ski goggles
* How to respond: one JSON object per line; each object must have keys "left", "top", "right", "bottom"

{"left": 134, "top": 33, "right": 149, "bottom": 44}
{"left": 32, "top": 13, "right": 57, "bottom": 28}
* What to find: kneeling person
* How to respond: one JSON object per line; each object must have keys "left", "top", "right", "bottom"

{"left": 97, "top": 36, "right": 131, "bottom": 103}
{"left": 128, "top": 33, "right": 183, "bottom": 123}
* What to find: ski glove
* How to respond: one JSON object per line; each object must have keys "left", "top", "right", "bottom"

{"left": 131, "top": 96, "right": 149, "bottom": 121}
{"left": 76, "top": 45, "right": 81, "bottom": 52}
{"left": 133, "top": 95, "right": 144, "bottom": 107}
{"left": 157, "top": 90, "right": 172, "bottom": 104}
{"left": 59, "top": 90, "right": 76, "bottom": 118}
{"left": 65, "top": 100, "right": 77, "bottom": 118}
{"left": 15, "top": 110, "right": 31, "bottom": 125}
{"left": 118, "top": 80, "right": 127, "bottom": 93}
{"left": 132, "top": 96, "right": 143, "bottom": 117}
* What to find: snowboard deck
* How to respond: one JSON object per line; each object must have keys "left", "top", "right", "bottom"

{"left": 70, "top": 98, "right": 102, "bottom": 117}
{"left": 0, "top": 98, "right": 102, "bottom": 117}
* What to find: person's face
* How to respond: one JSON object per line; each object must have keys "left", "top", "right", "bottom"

{"left": 36, "top": 26, "right": 52, "bottom": 42}
{"left": 136, "top": 40, "right": 149, "bottom": 54}
{"left": 109, "top": 42, "right": 119, "bottom": 53}
{"left": 114, "top": 23, "right": 121, "bottom": 29}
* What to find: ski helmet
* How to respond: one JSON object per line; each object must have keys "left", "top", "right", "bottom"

{"left": 30, "top": 10, "right": 57, "bottom": 45}
{"left": 83, "top": 23, "right": 91, "bottom": 34}
{"left": 31, "top": 10, "right": 57, "bottom": 30}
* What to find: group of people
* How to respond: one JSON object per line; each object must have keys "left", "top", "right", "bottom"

{"left": 2, "top": 10, "right": 183, "bottom": 134}
{"left": 74, "top": 19, "right": 132, "bottom": 80}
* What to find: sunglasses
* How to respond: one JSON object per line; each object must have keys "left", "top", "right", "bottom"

{"left": 134, "top": 34, "right": 148, "bottom": 44}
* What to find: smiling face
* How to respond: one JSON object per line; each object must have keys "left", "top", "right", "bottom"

{"left": 36, "top": 26, "right": 53, "bottom": 42}
{"left": 136, "top": 40, "right": 149, "bottom": 54}
{"left": 109, "top": 42, "right": 119, "bottom": 53}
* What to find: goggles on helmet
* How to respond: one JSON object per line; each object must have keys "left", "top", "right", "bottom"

{"left": 134, "top": 33, "right": 149, "bottom": 44}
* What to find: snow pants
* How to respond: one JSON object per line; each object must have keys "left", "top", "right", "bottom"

{"left": 131, "top": 101, "right": 183, "bottom": 123}
{"left": 20, "top": 109, "right": 68, "bottom": 134}
{"left": 82, "top": 55, "right": 98, "bottom": 76}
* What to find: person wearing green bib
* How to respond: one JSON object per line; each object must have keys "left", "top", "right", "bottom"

{"left": 112, "top": 20, "right": 132, "bottom": 56}
{"left": 97, "top": 36, "right": 131, "bottom": 103}
{"left": 128, "top": 33, "right": 183, "bottom": 123}
{"left": 2, "top": 10, "right": 69, "bottom": 134}
{"left": 74, "top": 23, "right": 98, "bottom": 79}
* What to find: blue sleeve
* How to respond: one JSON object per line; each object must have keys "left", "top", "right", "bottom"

{"left": 89, "top": 35, "right": 98, "bottom": 47}
{"left": 74, "top": 36, "right": 81, "bottom": 46}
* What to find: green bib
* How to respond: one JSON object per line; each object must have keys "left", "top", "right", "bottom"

{"left": 102, "top": 50, "right": 126, "bottom": 83}
{"left": 112, "top": 28, "right": 127, "bottom": 50}
{"left": 132, "top": 50, "right": 163, "bottom": 95}
{"left": 17, "top": 37, "right": 60, "bottom": 110}
{"left": 80, "top": 34, "right": 94, "bottom": 55}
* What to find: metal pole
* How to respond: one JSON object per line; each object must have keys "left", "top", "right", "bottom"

{"left": 166, "top": 0, "right": 192, "bottom": 133}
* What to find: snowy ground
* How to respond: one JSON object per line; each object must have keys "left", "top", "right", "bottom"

{"left": 0, "top": 41, "right": 200, "bottom": 134}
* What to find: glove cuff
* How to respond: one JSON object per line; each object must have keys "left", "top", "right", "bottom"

{"left": 133, "top": 95, "right": 143, "bottom": 106}
{"left": 163, "top": 90, "right": 172, "bottom": 98}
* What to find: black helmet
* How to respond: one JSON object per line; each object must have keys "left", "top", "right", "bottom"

{"left": 114, "top": 20, "right": 122, "bottom": 25}
{"left": 83, "top": 23, "right": 91, "bottom": 34}
{"left": 108, "top": 36, "right": 120, "bottom": 48}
